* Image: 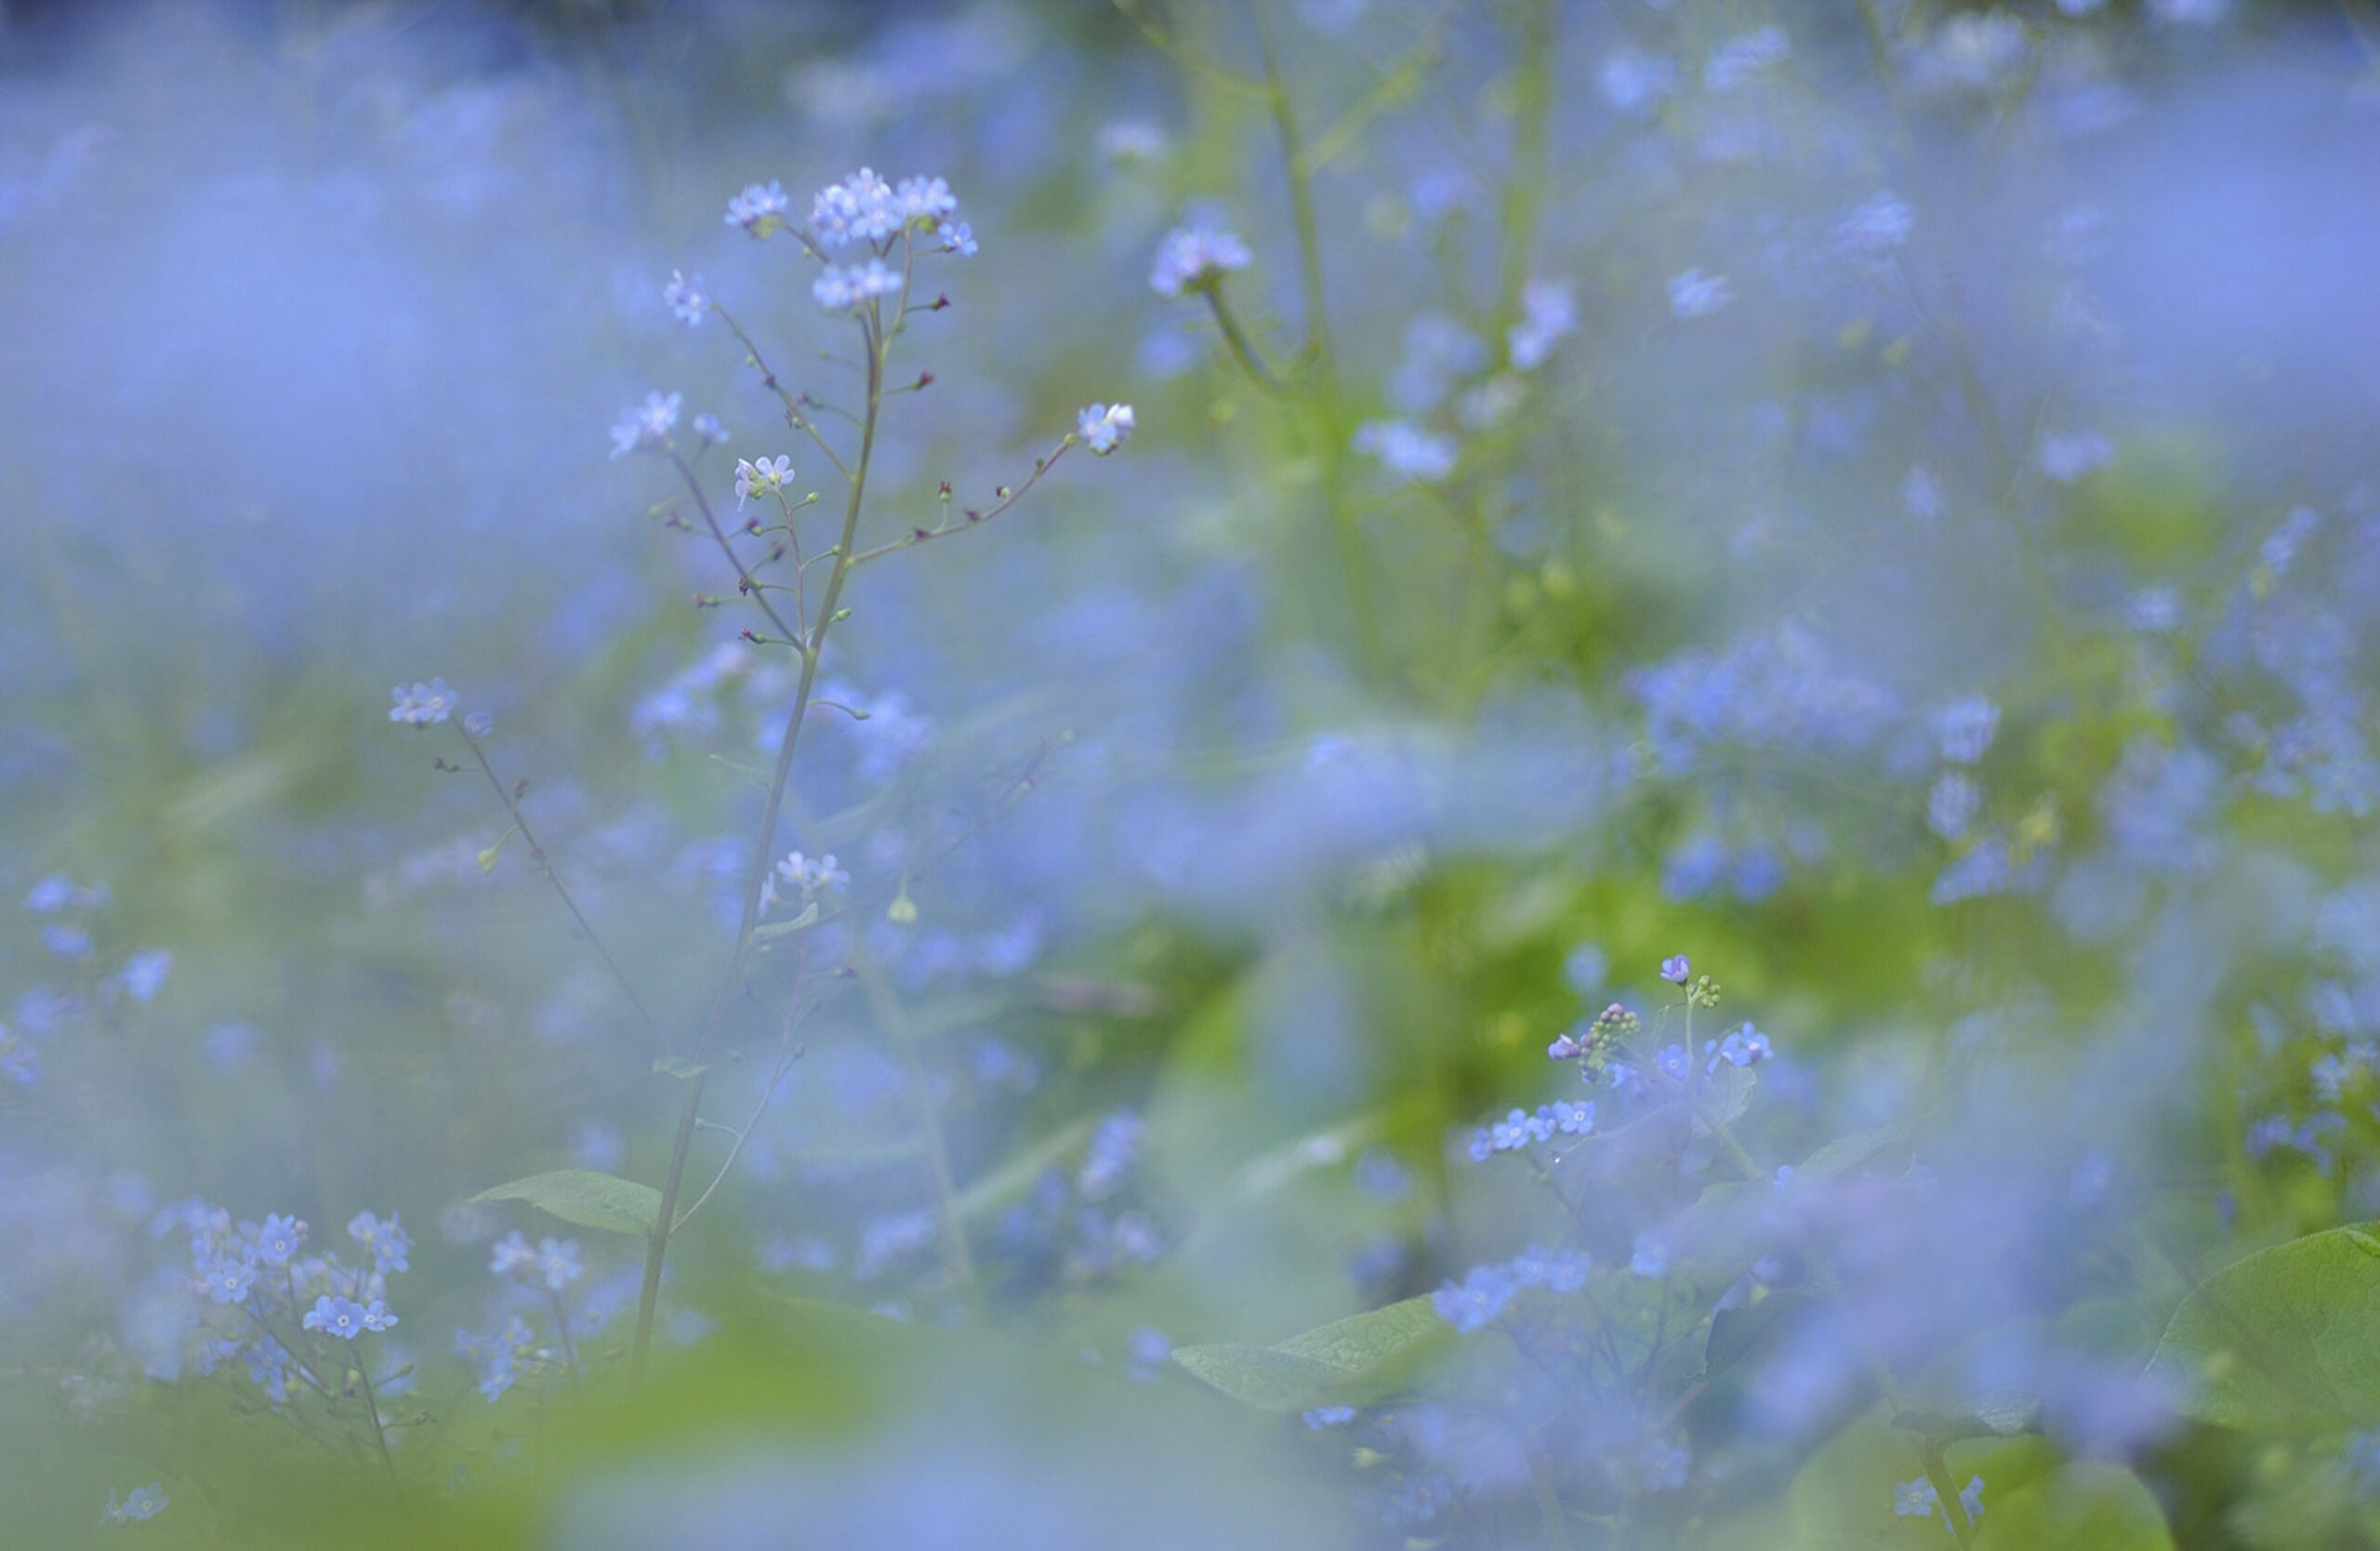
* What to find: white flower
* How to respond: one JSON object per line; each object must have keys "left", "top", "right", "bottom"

{"left": 735, "top": 456, "right": 793, "bottom": 508}
{"left": 610, "top": 391, "right": 681, "bottom": 457}
{"left": 1078, "top": 403, "right": 1135, "bottom": 455}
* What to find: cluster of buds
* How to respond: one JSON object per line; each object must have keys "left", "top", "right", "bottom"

{"left": 1549, "top": 1001, "right": 1637, "bottom": 1072}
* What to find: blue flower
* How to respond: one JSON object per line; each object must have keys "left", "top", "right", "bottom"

{"left": 1932, "top": 696, "right": 2001, "bottom": 765}
{"left": 1303, "top": 1406, "right": 1357, "bottom": 1429}
{"left": 1660, "top": 954, "right": 1691, "bottom": 985}
{"left": 389, "top": 679, "right": 456, "bottom": 727}
{"left": 360, "top": 1299, "right": 400, "bottom": 1332}
{"left": 1077, "top": 403, "right": 1135, "bottom": 456}
{"left": 25, "top": 873, "right": 76, "bottom": 913}
{"left": 195, "top": 1252, "right": 256, "bottom": 1306}
{"left": 303, "top": 1295, "right": 366, "bottom": 1340}
{"left": 253, "top": 1213, "right": 303, "bottom": 1266}
{"left": 662, "top": 269, "right": 706, "bottom": 325}
{"left": 609, "top": 391, "right": 681, "bottom": 457}
{"left": 723, "top": 179, "right": 789, "bottom": 235}
{"left": 116, "top": 950, "right": 172, "bottom": 1003}
{"left": 349, "top": 1210, "right": 411, "bottom": 1275}
{"left": 1149, "top": 225, "right": 1251, "bottom": 298}
{"left": 101, "top": 1483, "right": 167, "bottom": 1524}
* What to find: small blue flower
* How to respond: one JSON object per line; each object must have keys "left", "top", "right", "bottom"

{"left": 303, "top": 1294, "right": 367, "bottom": 1340}
{"left": 1660, "top": 954, "right": 1691, "bottom": 985}
{"left": 25, "top": 873, "right": 76, "bottom": 913}
{"left": 534, "top": 1238, "right": 583, "bottom": 1292}
{"left": 42, "top": 923, "right": 92, "bottom": 958}
{"left": 1078, "top": 403, "right": 1135, "bottom": 456}
{"left": 360, "top": 1299, "right": 399, "bottom": 1332}
{"left": 254, "top": 1213, "right": 303, "bottom": 1266}
{"left": 1630, "top": 1232, "right": 1672, "bottom": 1279}
{"left": 389, "top": 679, "right": 456, "bottom": 727}
{"left": 662, "top": 269, "right": 706, "bottom": 325}
{"left": 1149, "top": 225, "right": 1251, "bottom": 298}
{"left": 116, "top": 950, "right": 172, "bottom": 1003}
{"left": 100, "top": 1483, "right": 167, "bottom": 1524}
{"left": 1892, "top": 1477, "right": 1938, "bottom": 1518}
{"left": 195, "top": 1252, "right": 256, "bottom": 1306}
{"left": 349, "top": 1210, "right": 411, "bottom": 1275}
{"left": 1303, "top": 1406, "right": 1357, "bottom": 1429}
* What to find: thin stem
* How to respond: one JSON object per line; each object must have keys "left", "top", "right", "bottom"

{"left": 354, "top": 1356, "right": 395, "bottom": 1475}
{"left": 847, "top": 444, "right": 1074, "bottom": 566}
{"left": 631, "top": 298, "right": 889, "bottom": 1383}
{"left": 851, "top": 948, "right": 975, "bottom": 1292}
{"left": 1202, "top": 287, "right": 1297, "bottom": 400}
{"left": 673, "top": 989, "right": 810, "bottom": 1233}
{"left": 712, "top": 303, "right": 850, "bottom": 480}
{"left": 1250, "top": 0, "right": 1379, "bottom": 674}
{"left": 668, "top": 452, "right": 805, "bottom": 648}
{"left": 460, "top": 734, "right": 669, "bottom": 1055}
{"left": 1919, "top": 1436, "right": 1981, "bottom": 1550}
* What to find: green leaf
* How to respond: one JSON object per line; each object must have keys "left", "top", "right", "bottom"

{"left": 468, "top": 1169, "right": 661, "bottom": 1238}
{"left": 1974, "top": 1462, "right": 2174, "bottom": 1550}
{"left": 1171, "top": 1296, "right": 1451, "bottom": 1412}
{"left": 2148, "top": 1222, "right": 2380, "bottom": 1432}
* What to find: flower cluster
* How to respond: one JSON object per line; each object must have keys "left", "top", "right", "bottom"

{"left": 388, "top": 678, "right": 456, "bottom": 728}
{"left": 734, "top": 455, "right": 792, "bottom": 508}
{"left": 1894, "top": 1473, "right": 1986, "bottom": 1532}
{"left": 141, "top": 1200, "right": 409, "bottom": 1405}
{"left": 1463, "top": 1100, "right": 1595, "bottom": 1161}
{"left": 1431, "top": 1245, "right": 1595, "bottom": 1332}
{"left": 609, "top": 391, "right": 681, "bottom": 457}
{"left": 768, "top": 850, "right": 849, "bottom": 906}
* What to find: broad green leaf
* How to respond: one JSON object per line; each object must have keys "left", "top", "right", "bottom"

{"left": 1787, "top": 1403, "right": 2171, "bottom": 1550}
{"left": 469, "top": 1169, "right": 661, "bottom": 1238}
{"left": 2148, "top": 1222, "right": 2380, "bottom": 1432}
{"left": 1973, "top": 1462, "right": 2173, "bottom": 1550}
{"left": 1172, "top": 1295, "right": 1450, "bottom": 1412}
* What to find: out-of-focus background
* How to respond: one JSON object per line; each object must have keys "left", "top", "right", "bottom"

{"left": 6, "top": 0, "right": 2380, "bottom": 1545}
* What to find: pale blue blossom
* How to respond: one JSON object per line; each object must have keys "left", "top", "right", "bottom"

{"left": 1507, "top": 278, "right": 1577, "bottom": 370}
{"left": 1352, "top": 419, "right": 1458, "bottom": 483}
{"left": 1078, "top": 403, "right": 1135, "bottom": 455}
{"left": 389, "top": 678, "right": 456, "bottom": 727}
{"left": 662, "top": 269, "right": 705, "bottom": 325}
{"left": 101, "top": 1483, "right": 167, "bottom": 1524}
{"left": 812, "top": 258, "right": 904, "bottom": 312}
{"left": 724, "top": 180, "right": 789, "bottom": 235}
{"left": 1149, "top": 225, "right": 1251, "bottom": 298}
{"left": 610, "top": 391, "right": 681, "bottom": 457}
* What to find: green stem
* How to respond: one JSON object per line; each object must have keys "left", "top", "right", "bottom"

{"left": 1250, "top": 0, "right": 1378, "bottom": 675}
{"left": 630, "top": 299, "right": 888, "bottom": 1383}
